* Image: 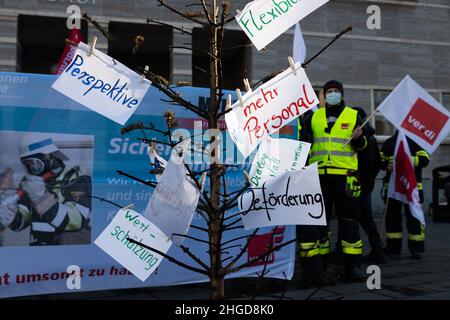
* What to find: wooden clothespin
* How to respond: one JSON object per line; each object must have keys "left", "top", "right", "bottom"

{"left": 141, "top": 65, "right": 149, "bottom": 82}
{"left": 288, "top": 56, "right": 297, "bottom": 75}
{"left": 243, "top": 78, "right": 252, "bottom": 93}
{"left": 236, "top": 9, "right": 241, "bottom": 16}
{"left": 88, "top": 36, "right": 98, "bottom": 57}
{"left": 123, "top": 203, "right": 134, "bottom": 211}
{"left": 225, "top": 94, "right": 232, "bottom": 111}
{"left": 243, "top": 170, "right": 251, "bottom": 185}
{"left": 199, "top": 172, "right": 207, "bottom": 193}
{"left": 236, "top": 88, "right": 244, "bottom": 108}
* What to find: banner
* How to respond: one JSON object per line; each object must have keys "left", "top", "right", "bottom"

{"left": 239, "top": 163, "right": 327, "bottom": 230}
{"left": 52, "top": 42, "right": 152, "bottom": 125}
{"left": 236, "top": 0, "right": 329, "bottom": 50}
{"left": 0, "top": 72, "right": 296, "bottom": 298}
{"left": 225, "top": 62, "right": 317, "bottom": 158}
{"left": 248, "top": 137, "right": 310, "bottom": 187}
{"left": 388, "top": 132, "right": 425, "bottom": 226}
{"left": 378, "top": 75, "right": 450, "bottom": 154}
{"left": 95, "top": 208, "right": 172, "bottom": 281}
{"left": 144, "top": 142, "right": 201, "bottom": 245}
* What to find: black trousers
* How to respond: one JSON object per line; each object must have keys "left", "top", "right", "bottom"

{"left": 359, "top": 190, "right": 384, "bottom": 252}
{"left": 298, "top": 174, "right": 362, "bottom": 276}
{"left": 385, "top": 197, "right": 425, "bottom": 254}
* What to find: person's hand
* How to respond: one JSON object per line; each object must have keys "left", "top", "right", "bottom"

{"left": 21, "top": 175, "right": 56, "bottom": 216}
{"left": 352, "top": 126, "right": 363, "bottom": 140}
{"left": 0, "top": 190, "right": 18, "bottom": 229}
{"left": 387, "top": 164, "right": 393, "bottom": 172}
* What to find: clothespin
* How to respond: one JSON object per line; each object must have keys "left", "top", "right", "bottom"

{"left": 88, "top": 36, "right": 98, "bottom": 57}
{"left": 123, "top": 203, "right": 134, "bottom": 211}
{"left": 225, "top": 94, "right": 232, "bottom": 111}
{"left": 199, "top": 171, "right": 207, "bottom": 193}
{"left": 141, "top": 65, "right": 149, "bottom": 82}
{"left": 288, "top": 56, "right": 297, "bottom": 75}
{"left": 236, "top": 88, "right": 244, "bottom": 108}
{"left": 243, "top": 78, "right": 252, "bottom": 93}
{"left": 243, "top": 170, "right": 251, "bottom": 185}
{"left": 236, "top": 9, "right": 241, "bottom": 16}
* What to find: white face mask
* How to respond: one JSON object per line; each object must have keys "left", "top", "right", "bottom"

{"left": 326, "top": 91, "right": 342, "bottom": 106}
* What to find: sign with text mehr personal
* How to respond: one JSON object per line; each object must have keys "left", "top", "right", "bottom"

{"left": 225, "top": 62, "right": 317, "bottom": 158}
{"left": 52, "top": 41, "right": 151, "bottom": 125}
{"left": 95, "top": 208, "right": 172, "bottom": 282}
{"left": 239, "top": 162, "right": 327, "bottom": 230}
{"left": 236, "top": 0, "right": 329, "bottom": 50}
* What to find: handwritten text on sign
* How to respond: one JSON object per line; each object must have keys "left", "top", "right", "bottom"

{"left": 225, "top": 63, "right": 317, "bottom": 158}
{"left": 236, "top": 0, "right": 329, "bottom": 50}
{"left": 239, "top": 163, "right": 326, "bottom": 230}
{"left": 95, "top": 209, "right": 172, "bottom": 282}
{"left": 249, "top": 137, "right": 311, "bottom": 187}
{"left": 52, "top": 42, "right": 151, "bottom": 125}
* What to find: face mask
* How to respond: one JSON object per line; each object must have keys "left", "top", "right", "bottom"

{"left": 326, "top": 91, "right": 342, "bottom": 106}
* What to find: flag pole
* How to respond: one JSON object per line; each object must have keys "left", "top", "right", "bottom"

{"left": 342, "top": 103, "right": 383, "bottom": 147}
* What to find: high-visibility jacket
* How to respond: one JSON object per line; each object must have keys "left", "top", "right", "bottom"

{"left": 309, "top": 107, "right": 362, "bottom": 175}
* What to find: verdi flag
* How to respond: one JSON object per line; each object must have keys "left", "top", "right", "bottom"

{"left": 55, "top": 28, "right": 84, "bottom": 75}
{"left": 387, "top": 131, "right": 425, "bottom": 226}
{"left": 378, "top": 75, "right": 450, "bottom": 154}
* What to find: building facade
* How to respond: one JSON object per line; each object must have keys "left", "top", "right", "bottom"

{"left": 0, "top": 0, "right": 449, "bottom": 214}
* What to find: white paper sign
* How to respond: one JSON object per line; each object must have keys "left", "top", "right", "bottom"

{"left": 378, "top": 75, "right": 450, "bottom": 154}
{"left": 239, "top": 162, "right": 326, "bottom": 230}
{"left": 225, "top": 63, "right": 317, "bottom": 158}
{"left": 236, "top": 0, "right": 329, "bottom": 50}
{"left": 248, "top": 137, "right": 310, "bottom": 187}
{"left": 144, "top": 143, "right": 201, "bottom": 245}
{"left": 94, "top": 208, "right": 172, "bottom": 282}
{"left": 52, "top": 41, "right": 151, "bottom": 125}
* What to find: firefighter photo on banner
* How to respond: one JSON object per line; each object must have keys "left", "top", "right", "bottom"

{"left": 0, "top": 131, "right": 93, "bottom": 247}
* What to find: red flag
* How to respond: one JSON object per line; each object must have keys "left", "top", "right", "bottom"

{"left": 388, "top": 131, "right": 425, "bottom": 225}
{"left": 55, "top": 28, "right": 84, "bottom": 75}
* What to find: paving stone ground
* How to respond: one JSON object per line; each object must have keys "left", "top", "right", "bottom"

{"left": 11, "top": 215, "right": 450, "bottom": 300}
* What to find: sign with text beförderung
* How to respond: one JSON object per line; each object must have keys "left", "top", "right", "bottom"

{"left": 52, "top": 41, "right": 151, "bottom": 125}
{"left": 95, "top": 208, "right": 172, "bottom": 282}
{"left": 248, "top": 137, "right": 310, "bottom": 187}
{"left": 236, "top": 0, "right": 329, "bottom": 50}
{"left": 225, "top": 62, "right": 317, "bottom": 158}
{"left": 239, "top": 162, "right": 326, "bottom": 230}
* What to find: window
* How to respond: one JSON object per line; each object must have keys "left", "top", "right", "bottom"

{"left": 17, "top": 15, "right": 88, "bottom": 74}
{"left": 443, "top": 93, "right": 450, "bottom": 111}
{"left": 108, "top": 22, "right": 172, "bottom": 81}
{"left": 192, "top": 28, "right": 252, "bottom": 90}
{"left": 373, "top": 89, "right": 396, "bottom": 136}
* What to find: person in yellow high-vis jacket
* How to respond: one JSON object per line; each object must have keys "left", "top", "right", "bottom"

{"left": 298, "top": 80, "right": 367, "bottom": 286}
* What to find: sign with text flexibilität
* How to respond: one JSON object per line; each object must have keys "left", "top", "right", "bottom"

{"left": 236, "top": 0, "right": 329, "bottom": 50}
{"left": 52, "top": 41, "right": 151, "bottom": 125}
{"left": 95, "top": 208, "right": 172, "bottom": 282}
{"left": 239, "top": 162, "right": 326, "bottom": 230}
{"left": 225, "top": 62, "right": 317, "bottom": 158}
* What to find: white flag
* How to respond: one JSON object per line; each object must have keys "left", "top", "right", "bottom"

{"left": 225, "top": 61, "right": 318, "bottom": 158}
{"left": 52, "top": 41, "right": 151, "bottom": 125}
{"left": 292, "top": 23, "right": 306, "bottom": 64}
{"left": 144, "top": 141, "right": 201, "bottom": 245}
{"left": 388, "top": 131, "right": 425, "bottom": 226}
{"left": 239, "top": 162, "right": 327, "bottom": 230}
{"left": 248, "top": 137, "right": 311, "bottom": 187}
{"left": 378, "top": 75, "right": 450, "bottom": 154}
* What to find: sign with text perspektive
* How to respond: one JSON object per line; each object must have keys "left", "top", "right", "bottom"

{"left": 236, "top": 0, "right": 329, "bottom": 50}
{"left": 95, "top": 208, "right": 172, "bottom": 282}
{"left": 52, "top": 41, "right": 151, "bottom": 125}
{"left": 225, "top": 62, "right": 317, "bottom": 158}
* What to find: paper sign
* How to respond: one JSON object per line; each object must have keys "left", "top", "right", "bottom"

{"left": 52, "top": 41, "right": 151, "bottom": 125}
{"left": 225, "top": 62, "right": 317, "bottom": 158}
{"left": 236, "top": 0, "right": 329, "bottom": 50}
{"left": 95, "top": 208, "right": 172, "bottom": 282}
{"left": 248, "top": 137, "right": 310, "bottom": 187}
{"left": 144, "top": 142, "right": 201, "bottom": 245}
{"left": 378, "top": 75, "right": 450, "bottom": 154}
{"left": 239, "top": 162, "right": 326, "bottom": 230}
